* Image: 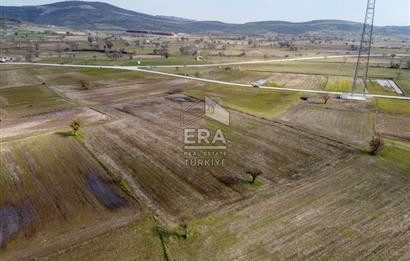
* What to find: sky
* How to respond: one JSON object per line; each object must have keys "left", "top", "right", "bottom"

{"left": 2, "top": 0, "right": 409, "bottom": 26}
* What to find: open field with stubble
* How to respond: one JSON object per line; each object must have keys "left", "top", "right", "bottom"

{"left": 278, "top": 99, "right": 376, "bottom": 148}
{"left": 79, "top": 96, "right": 352, "bottom": 223}
{"left": 0, "top": 66, "right": 40, "bottom": 89}
{"left": 1, "top": 54, "right": 410, "bottom": 261}
{"left": 167, "top": 156, "right": 410, "bottom": 260}
{"left": 0, "top": 134, "right": 142, "bottom": 260}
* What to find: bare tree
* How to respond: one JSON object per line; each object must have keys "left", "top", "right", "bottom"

{"left": 87, "top": 34, "right": 93, "bottom": 47}
{"left": 322, "top": 94, "right": 330, "bottom": 104}
{"left": 105, "top": 39, "right": 114, "bottom": 49}
{"left": 369, "top": 135, "right": 384, "bottom": 155}
{"left": 34, "top": 41, "right": 40, "bottom": 51}
{"left": 390, "top": 54, "right": 397, "bottom": 68}
{"left": 24, "top": 52, "right": 33, "bottom": 62}
{"left": 181, "top": 224, "right": 189, "bottom": 239}
{"left": 179, "top": 45, "right": 195, "bottom": 56}
{"left": 56, "top": 40, "right": 64, "bottom": 63}
{"left": 135, "top": 40, "right": 141, "bottom": 48}
{"left": 78, "top": 79, "right": 90, "bottom": 90}
{"left": 114, "top": 49, "right": 123, "bottom": 60}
{"left": 69, "top": 41, "right": 79, "bottom": 51}
{"left": 246, "top": 169, "right": 262, "bottom": 184}
{"left": 159, "top": 45, "right": 170, "bottom": 58}
{"left": 70, "top": 119, "right": 81, "bottom": 136}
{"left": 396, "top": 69, "right": 402, "bottom": 80}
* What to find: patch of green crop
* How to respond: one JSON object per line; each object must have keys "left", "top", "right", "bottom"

{"left": 339, "top": 228, "right": 359, "bottom": 240}
{"left": 367, "top": 81, "right": 398, "bottom": 96}
{"left": 264, "top": 82, "right": 280, "bottom": 87}
{"left": 1, "top": 85, "right": 58, "bottom": 105}
{"left": 375, "top": 98, "right": 410, "bottom": 115}
{"left": 40, "top": 55, "right": 204, "bottom": 67}
{"left": 246, "top": 62, "right": 410, "bottom": 80}
{"left": 185, "top": 84, "right": 299, "bottom": 118}
{"left": 157, "top": 224, "right": 192, "bottom": 261}
{"left": 209, "top": 68, "right": 246, "bottom": 82}
{"left": 324, "top": 78, "right": 395, "bottom": 95}
{"left": 114, "top": 178, "right": 136, "bottom": 200}
{"left": 325, "top": 77, "right": 352, "bottom": 92}
{"left": 246, "top": 178, "right": 264, "bottom": 188}
{"left": 4, "top": 100, "right": 74, "bottom": 119}
{"left": 73, "top": 132, "right": 85, "bottom": 143}
{"left": 380, "top": 140, "right": 410, "bottom": 172}
{"left": 397, "top": 80, "right": 410, "bottom": 96}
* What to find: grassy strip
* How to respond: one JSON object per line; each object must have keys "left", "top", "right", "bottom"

{"left": 158, "top": 229, "right": 175, "bottom": 261}
{"left": 396, "top": 79, "right": 410, "bottom": 96}
{"left": 157, "top": 225, "right": 190, "bottom": 261}
{"left": 375, "top": 98, "right": 410, "bottom": 115}
{"left": 380, "top": 139, "right": 410, "bottom": 173}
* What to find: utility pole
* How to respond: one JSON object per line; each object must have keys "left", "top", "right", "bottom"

{"left": 351, "top": 0, "right": 376, "bottom": 98}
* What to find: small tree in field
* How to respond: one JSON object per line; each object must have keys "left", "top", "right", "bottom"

{"left": 182, "top": 224, "right": 189, "bottom": 239}
{"left": 322, "top": 94, "right": 330, "bottom": 104}
{"left": 180, "top": 217, "right": 189, "bottom": 239}
{"left": 70, "top": 119, "right": 81, "bottom": 136}
{"left": 369, "top": 135, "right": 384, "bottom": 155}
{"left": 246, "top": 169, "right": 262, "bottom": 184}
{"left": 79, "top": 79, "right": 90, "bottom": 90}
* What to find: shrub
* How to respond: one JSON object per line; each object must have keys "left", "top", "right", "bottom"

{"left": 369, "top": 135, "right": 384, "bottom": 155}
{"left": 79, "top": 79, "right": 90, "bottom": 90}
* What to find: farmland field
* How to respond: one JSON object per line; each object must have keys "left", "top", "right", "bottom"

{"left": 1, "top": 59, "right": 409, "bottom": 260}
{"left": 81, "top": 96, "right": 352, "bottom": 222}
{"left": 0, "top": 135, "right": 141, "bottom": 260}
{"left": 167, "top": 156, "right": 410, "bottom": 261}
{"left": 39, "top": 218, "right": 164, "bottom": 261}
{"left": 0, "top": 66, "right": 40, "bottom": 89}
{"left": 376, "top": 113, "right": 410, "bottom": 140}
{"left": 185, "top": 84, "right": 300, "bottom": 118}
{"left": 1, "top": 10, "right": 410, "bottom": 260}
{"left": 278, "top": 98, "right": 376, "bottom": 147}
{"left": 375, "top": 98, "right": 410, "bottom": 115}
{"left": 397, "top": 80, "right": 410, "bottom": 96}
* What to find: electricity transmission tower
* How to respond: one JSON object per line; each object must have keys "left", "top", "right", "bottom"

{"left": 351, "top": 0, "right": 376, "bottom": 97}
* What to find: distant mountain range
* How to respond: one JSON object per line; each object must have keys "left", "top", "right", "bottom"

{"left": 1, "top": 1, "right": 409, "bottom": 36}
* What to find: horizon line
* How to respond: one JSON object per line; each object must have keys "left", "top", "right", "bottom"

{"left": 1, "top": 0, "right": 409, "bottom": 27}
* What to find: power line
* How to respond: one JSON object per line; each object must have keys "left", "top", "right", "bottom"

{"left": 351, "top": 0, "right": 376, "bottom": 96}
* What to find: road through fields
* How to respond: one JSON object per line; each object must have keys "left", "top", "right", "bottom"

{"left": 3, "top": 58, "right": 410, "bottom": 101}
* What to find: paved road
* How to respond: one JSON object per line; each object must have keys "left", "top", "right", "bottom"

{"left": 3, "top": 61, "right": 410, "bottom": 101}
